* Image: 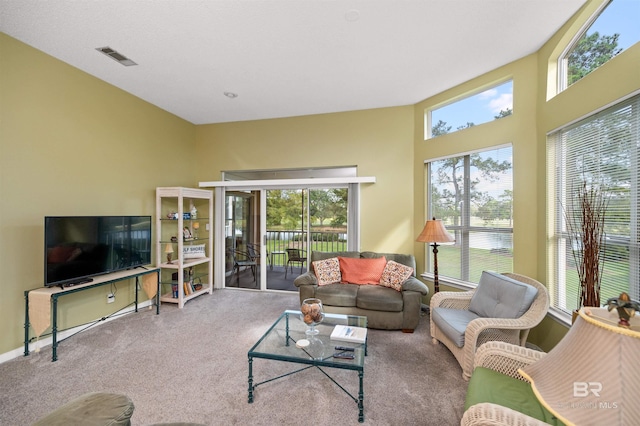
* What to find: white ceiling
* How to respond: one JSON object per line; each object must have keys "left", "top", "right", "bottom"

{"left": 1, "top": 0, "right": 586, "bottom": 125}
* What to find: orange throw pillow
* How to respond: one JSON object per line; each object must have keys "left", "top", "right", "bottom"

{"left": 338, "top": 256, "right": 387, "bottom": 284}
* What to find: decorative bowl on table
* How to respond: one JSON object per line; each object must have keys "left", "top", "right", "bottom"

{"left": 300, "top": 298, "right": 324, "bottom": 335}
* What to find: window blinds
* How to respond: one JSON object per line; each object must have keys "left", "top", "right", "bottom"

{"left": 548, "top": 94, "right": 640, "bottom": 314}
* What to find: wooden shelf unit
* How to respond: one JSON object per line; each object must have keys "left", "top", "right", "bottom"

{"left": 156, "top": 187, "right": 214, "bottom": 308}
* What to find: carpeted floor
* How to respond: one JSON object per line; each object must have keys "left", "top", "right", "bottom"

{"left": 0, "top": 289, "right": 467, "bottom": 425}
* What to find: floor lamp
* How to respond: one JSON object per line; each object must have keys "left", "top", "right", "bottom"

{"left": 417, "top": 217, "right": 455, "bottom": 293}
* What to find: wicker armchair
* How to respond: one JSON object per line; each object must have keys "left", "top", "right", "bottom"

{"left": 430, "top": 273, "right": 549, "bottom": 380}
{"left": 461, "top": 341, "right": 548, "bottom": 426}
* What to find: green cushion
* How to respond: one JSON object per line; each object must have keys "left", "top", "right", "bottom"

{"left": 465, "top": 367, "right": 564, "bottom": 425}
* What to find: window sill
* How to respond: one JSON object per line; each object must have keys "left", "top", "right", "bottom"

{"left": 419, "top": 273, "right": 475, "bottom": 291}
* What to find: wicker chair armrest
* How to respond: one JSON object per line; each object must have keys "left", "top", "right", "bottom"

{"left": 461, "top": 402, "right": 549, "bottom": 426}
{"left": 466, "top": 315, "right": 539, "bottom": 336}
{"left": 473, "top": 341, "right": 546, "bottom": 380}
{"left": 429, "top": 290, "right": 474, "bottom": 310}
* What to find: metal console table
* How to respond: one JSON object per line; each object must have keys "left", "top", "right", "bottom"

{"left": 24, "top": 267, "right": 160, "bottom": 361}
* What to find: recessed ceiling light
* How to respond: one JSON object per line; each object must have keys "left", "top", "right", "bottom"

{"left": 96, "top": 46, "right": 137, "bottom": 66}
{"left": 345, "top": 9, "right": 360, "bottom": 22}
{"left": 224, "top": 92, "right": 238, "bottom": 99}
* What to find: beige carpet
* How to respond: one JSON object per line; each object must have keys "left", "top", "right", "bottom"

{"left": 0, "top": 289, "right": 467, "bottom": 425}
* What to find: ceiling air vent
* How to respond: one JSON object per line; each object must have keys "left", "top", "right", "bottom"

{"left": 96, "top": 46, "right": 137, "bottom": 66}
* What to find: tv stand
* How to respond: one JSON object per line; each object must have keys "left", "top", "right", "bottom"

{"left": 24, "top": 268, "right": 160, "bottom": 361}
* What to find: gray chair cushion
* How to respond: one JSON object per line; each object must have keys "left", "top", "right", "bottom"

{"left": 431, "top": 307, "right": 480, "bottom": 347}
{"left": 469, "top": 271, "right": 538, "bottom": 319}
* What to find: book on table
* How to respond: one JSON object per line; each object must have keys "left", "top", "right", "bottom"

{"left": 330, "top": 324, "right": 367, "bottom": 344}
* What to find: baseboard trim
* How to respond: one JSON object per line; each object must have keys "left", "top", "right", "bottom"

{"left": 0, "top": 299, "right": 154, "bottom": 364}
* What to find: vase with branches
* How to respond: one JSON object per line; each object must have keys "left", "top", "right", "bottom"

{"left": 563, "top": 181, "right": 609, "bottom": 310}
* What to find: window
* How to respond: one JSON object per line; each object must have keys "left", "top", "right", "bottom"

{"left": 426, "top": 145, "right": 513, "bottom": 283}
{"left": 428, "top": 80, "right": 513, "bottom": 139}
{"left": 561, "top": 0, "right": 640, "bottom": 90}
{"left": 548, "top": 94, "right": 640, "bottom": 315}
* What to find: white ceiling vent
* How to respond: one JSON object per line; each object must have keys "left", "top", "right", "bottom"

{"left": 96, "top": 47, "right": 137, "bottom": 66}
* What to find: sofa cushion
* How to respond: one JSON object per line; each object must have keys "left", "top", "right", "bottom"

{"left": 356, "top": 285, "right": 404, "bottom": 312}
{"left": 465, "top": 367, "right": 565, "bottom": 425}
{"left": 361, "top": 252, "right": 416, "bottom": 277}
{"left": 469, "top": 271, "right": 538, "bottom": 319}
{"left": 315, "top": 283, "right": 358, "bottom": 307}
{"left": 431, "top": 307, "right": 480, "bottom": 347}
{"left": 311, "top": 251, "right": 360, "bottom": 262}
{"left": 380, "top": 260, "right": 414, "bottom": 291}
{"left": 338, "top": 256, "right": 387, "bottom": 284}
{"left": 312, "top": 257, "right": 341, "bottom": 286}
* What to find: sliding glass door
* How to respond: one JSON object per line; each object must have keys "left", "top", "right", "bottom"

{"left": 223, "top": 187, "right": 349, "bottom": 291}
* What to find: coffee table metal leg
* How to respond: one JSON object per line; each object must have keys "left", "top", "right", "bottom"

{"left": 248, "top": 356, "right": 254, "bottom": 403}
{"left": 358, "top": 370, "right": 364, "bottom": 422}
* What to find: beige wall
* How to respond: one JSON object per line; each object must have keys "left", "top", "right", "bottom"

{"left": 1, "top": 0, "right": 638, "bottom": 357}
{"left": 413, "top": 55, "right": 539, "bottom": 284}
{"left": 194, "top": 107, "right": 416, "bottom": 253}
{"left": 412, "top": 0, "right": 640, "bottom": 350}
{"left": 0, "top": 34, "right": 196, "bottom": 355}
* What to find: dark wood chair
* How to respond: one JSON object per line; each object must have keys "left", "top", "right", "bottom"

{"left": 285, "top": 248, "right": 307, "bottom": 278}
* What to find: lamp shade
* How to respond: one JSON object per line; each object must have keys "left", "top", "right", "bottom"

{"left": 416, "top": 218, "right": 455, "bottom": 243}
{"left": 164, "top": 243, "right": 174, "bottom": 254}
{"left": 520, "top": 308, "right": 640, "bottom": 425}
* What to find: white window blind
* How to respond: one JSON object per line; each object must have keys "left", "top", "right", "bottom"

{"left": 548, "top": 94, "right": 640, "bottom": 314}
{"left": 426, "top": 145, "right": 513, "bottom": 283}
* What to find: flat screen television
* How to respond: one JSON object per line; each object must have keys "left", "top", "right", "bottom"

{"left": 44, "top": 216, "right": 152, "bottom": 287}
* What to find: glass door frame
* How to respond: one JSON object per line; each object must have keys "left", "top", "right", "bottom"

{"left": 204, "top": 177, "right": 375, "bottom": 290}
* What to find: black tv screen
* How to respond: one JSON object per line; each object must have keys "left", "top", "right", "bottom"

{"left": 44, "top": 216, "right": 152, "bottom": 287}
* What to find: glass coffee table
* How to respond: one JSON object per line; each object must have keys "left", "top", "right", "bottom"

{"left": 248, "top": 310, "right": 368, "bottom": 422}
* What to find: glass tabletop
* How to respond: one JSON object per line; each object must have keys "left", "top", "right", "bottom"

{"left": 248, "top": 310, "right": 368, "bottom": 370}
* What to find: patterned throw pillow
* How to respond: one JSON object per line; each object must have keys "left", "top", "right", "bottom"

{"left": 338, "top": 256, "right": 387, "bottom": 284}
{"left": 379, "top": 260, "right": 414, "bottom": 291}
{"left": 312, "top": 257, "right": 342, "bottom": 286}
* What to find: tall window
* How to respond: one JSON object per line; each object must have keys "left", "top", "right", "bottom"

{"left": 561, "top": 0, "right": 640, "bottom": 90}
{"left": 426, "top": 145, "right": 513, "bottom": 283}
{"left": 548, "top": 94, "right": 640, "bottom": 315}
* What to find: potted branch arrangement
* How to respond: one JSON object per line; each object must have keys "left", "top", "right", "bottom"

{"left": 563, "top": 181, "right": 609, "bottom": 322}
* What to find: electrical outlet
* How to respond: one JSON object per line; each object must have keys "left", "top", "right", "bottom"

{"left": 107, "top": 293, "right": 115, "bottom": 304}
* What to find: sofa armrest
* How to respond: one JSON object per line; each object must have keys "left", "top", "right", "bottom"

{"left": 474, "top": 341, "right": 546, "bottom": 381}
{"left": 293, "top": 271, "right": 317, "bottom": 287}
{"left": 401, "top": 276, "right": 429, "bottom": 295}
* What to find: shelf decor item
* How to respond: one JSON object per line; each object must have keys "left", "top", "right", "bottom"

{"left": 164, "top": 243, "right": 174, "bottom": 264}
{"left": 606, "top": 292, "right": 640, "bottom": 328}
{"left": 300, "top": 298, "right": 324, "bottom": 335}
{"left": 193, "top": 222, "right": 199, "bottom": 239}
{"left": 562, "top": 181, "right": 609, "bottom": 316}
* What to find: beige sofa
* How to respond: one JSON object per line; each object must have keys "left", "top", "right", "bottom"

{"left": 293, "top": 251, "right": 429, "bottom": 332}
